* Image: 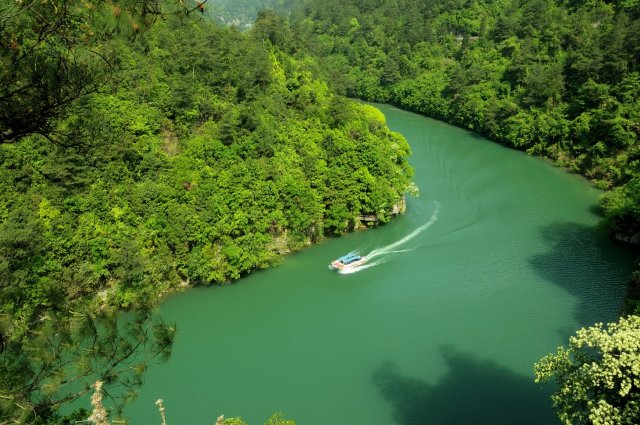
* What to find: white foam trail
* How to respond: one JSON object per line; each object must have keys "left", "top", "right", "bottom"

{"left": 366, "top": 201, "right": 440, "bottom": 260}
{"left": 338, "top": 258, "right": 386, "bottom": 274}
{"left": 337, "top": 201, "right": 440, "bottom": 275}
{"left": 375, "top": 249, "right": 413, "bottom": 255}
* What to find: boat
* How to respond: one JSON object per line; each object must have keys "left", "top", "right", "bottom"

{"left": 330, "top": 253, "right": 366, "bottom": 270}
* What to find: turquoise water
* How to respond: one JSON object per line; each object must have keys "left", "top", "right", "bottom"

{"left": 126, "top": 104, "right": 637, "bottom": 425}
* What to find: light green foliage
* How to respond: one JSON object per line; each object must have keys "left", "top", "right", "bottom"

{"left": 0, "top": 8, "right": 413, "bottom": 322}
{"left": 220, "top": 418, "right": 248, "bottom": 425}
{"left": 535, "top": 316, "right": 640, "bottom": 425}
{"left": 264, "top": 412, "right": 295, "bottom": 425}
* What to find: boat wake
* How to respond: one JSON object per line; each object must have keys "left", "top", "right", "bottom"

{"left": 338, "top": 201, "right": 440, "bottom": 274}
{"left": 338, "top": 258, "right": 386, "bottom": 274}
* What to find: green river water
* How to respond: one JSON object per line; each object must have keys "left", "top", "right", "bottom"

{"left": 127, "top": 104, "right": 638, "bottom": 425}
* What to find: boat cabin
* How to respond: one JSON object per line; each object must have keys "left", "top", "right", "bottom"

{"left": 337, "top": 253, "right": 362, "bottom": 265}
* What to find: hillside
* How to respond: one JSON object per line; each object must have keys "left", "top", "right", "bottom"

{"left": 205, "top": 0, "right": 298, "bottom": 28}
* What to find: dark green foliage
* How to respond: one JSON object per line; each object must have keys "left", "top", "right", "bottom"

{"left": 623, "top": 269, "right": 640, "bottom": 315}
{"left": 0, "top": 0, "right": 206, "bottom": 145}
{"left": 252, "top": 9, "right": 296, "bottom": 52}
{"left": 291, "top": 0, "right": 640, "bottom": 241}
{"left": 601, "top": 176, "right": 640, "bottom": 237}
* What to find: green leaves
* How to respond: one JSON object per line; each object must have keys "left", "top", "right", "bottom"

{"left": 264, "top": 412, "right": 296, "bottom": 425}
{"left": 600, "top": 176, "right": 640, "bottom": 236}
{"left": 535, "top": 316, "right": 640, "bottom": 425}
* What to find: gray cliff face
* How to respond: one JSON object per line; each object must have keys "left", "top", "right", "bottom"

{"left": 391, "top": 196, "right": 407, "bottom": 215}
{"left": 615, "top": 232, "right": 640, "bottom": 245}
{"left": 356, "top": 196, "right": 407, "bottom": 228}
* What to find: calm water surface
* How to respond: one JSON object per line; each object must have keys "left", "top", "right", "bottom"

{"left": 127, "top": 105, "right": 637, "bottom": 425}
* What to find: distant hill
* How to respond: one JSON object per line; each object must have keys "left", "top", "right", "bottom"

{"left": 205, "top": 0, "right": 299, "bottom": 28}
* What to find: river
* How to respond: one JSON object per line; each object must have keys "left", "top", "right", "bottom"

{"left": 126, "top": 104, "right": 638, "bottom": 425}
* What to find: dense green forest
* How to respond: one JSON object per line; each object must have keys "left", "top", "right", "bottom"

{"left": 288, "top": 0, "right": 640, "bottom": 243}
{"left": 0, "top": 11, "right": 412, "bottom": 322}
{"left": 0, "top": 1, "right": 411, "bottom": 422}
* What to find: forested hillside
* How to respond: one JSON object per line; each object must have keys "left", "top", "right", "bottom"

{"left": 0, "top": 15, "right": 412, "bottom": 321}
{"left": 0, "top": 3, "right": 412, "bottom": 422}
{"left": 290, "top": 0, "right": 640, "bottom": 243}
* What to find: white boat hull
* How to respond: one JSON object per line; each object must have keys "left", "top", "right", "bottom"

{"left": 330, "top": 258, "right": 366, "bottom": 270}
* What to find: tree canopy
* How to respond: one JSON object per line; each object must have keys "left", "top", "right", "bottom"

{"left": 0, "top": 0, "right": 211, "bottom": 145}
{"left": 535, "top": 315, "right": 640, "bottom": 424}
{"left": 4, "top": 0, "right": 640, "bottom": 422}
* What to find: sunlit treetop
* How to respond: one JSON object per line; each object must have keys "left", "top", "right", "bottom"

{"left": 0, "top": 0, "right": 209, "bottom": 144}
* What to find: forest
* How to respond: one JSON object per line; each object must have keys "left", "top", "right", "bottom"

{"left": 0, "top": 2, "right": 411, "bottom": 423}
{"left": 1, "top": 0, "right": 639, "bottom": 424}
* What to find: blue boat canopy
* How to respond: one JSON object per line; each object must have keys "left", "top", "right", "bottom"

{"left": 338, "top": 253, "right": 361, "bottom": 264}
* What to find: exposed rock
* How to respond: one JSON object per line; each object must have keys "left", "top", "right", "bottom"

{"left": 357, "top": 196, "right": 407, "bottom": 225}
{"left": 358, "top": 214, "right": 378, "bottom": 222}
{"left": 162, "top": 126, "right": 180, "bottom": 156}
{"left": 270, "top": 230, "right": 292, "bottom": 255}
{"left": 615, "top": 232, "right": 640, "bottom": 245}
{"left": 392, "top": 196, "right": 407, "bottom": 215}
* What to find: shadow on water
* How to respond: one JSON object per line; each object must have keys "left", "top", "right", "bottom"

{"left": 589, "top": 203, "right": 604, "bottom": 216}
{"left": 373, "top": 347, "right": 558, "bottom": 425}
{"left": 529, "top": 222, "right": 639, "bottom": 328}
